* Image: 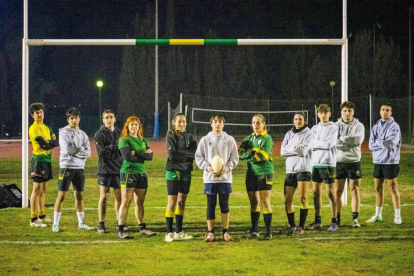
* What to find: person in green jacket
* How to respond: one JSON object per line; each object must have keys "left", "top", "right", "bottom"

{"left": 239, "top": 114, "right": 274, "bottom": 240}
{"left": 117, "top": 116, "right": 155, "bottom": 239}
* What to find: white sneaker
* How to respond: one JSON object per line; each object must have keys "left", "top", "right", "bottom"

{"left": 38, "top": 217, "right": 52, "bottom": 224}
{"left": 174, "top": 231, "right": 193, "bottom": 240}
{"left": 352, "top": 219, "right": 361, "bottom": 228}
{"left": 165, "top": 232, "right": 174, "bottom": 242}
{"left": 394, "top": 217, "right": 402, "bottom": 224}
{"left": 366, "top": 215, "right": 383, "bottom": 223}
{"left": 78, "top": 223, "right": 94, "bottom": 230}
{"left": 30, "top": 220, "right": 47, "bottom": 227}
{"left": 52, "top": 225, "right": 60, "bottom": 232}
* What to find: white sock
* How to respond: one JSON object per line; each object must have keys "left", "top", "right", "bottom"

{"left": 77, "top": 212, "right": 84, "bottom": 225}
{"left": 375, "top": 206, "right": 383, "bottom": 217}
{"left": 394, "top": 209, "right": 401, "bottom": 218}
{"left": 53, "top": 212, "right": 61, "bottom": 226}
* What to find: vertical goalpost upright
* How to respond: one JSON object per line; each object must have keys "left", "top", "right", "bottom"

{"left": 21, "top": 0, "right": 349, "bottom": 207}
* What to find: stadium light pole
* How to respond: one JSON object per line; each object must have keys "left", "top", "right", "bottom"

{"left": 96, "top": 80, "right": 103, "bottom": 120}
{"left": 330, "top": 81, "right": 335, "bottom": 116}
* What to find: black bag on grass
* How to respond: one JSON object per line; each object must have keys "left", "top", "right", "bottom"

{"left": 0, "top": 184, "right": 22, "bottom": 208}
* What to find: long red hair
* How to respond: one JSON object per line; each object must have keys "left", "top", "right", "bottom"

{"left": 121, "top": 116, "right": 143, "bottom": 138}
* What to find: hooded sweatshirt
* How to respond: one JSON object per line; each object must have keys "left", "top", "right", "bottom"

{"left": 311, "top": 121, "right": 338, "bottom": 167}
{"left": 335, "top": 118, "right": 365, "bottom": 163}
{"left": 94, "top": 125, "right": 123, "bottom": 175}
{"left": 369, "top": 117, "right": 401, "bottom": 164}
{"left": 195, "top": 131, "right": 239, "bottom": 183}
{"left": 59, "top": 125, "right": 91, "bottom": 169}
{"left": 281, "top": 127, "right": 312, "bottom": 173}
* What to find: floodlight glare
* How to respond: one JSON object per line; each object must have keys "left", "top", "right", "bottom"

{"left": 96, "top": 81, "right": 103, "bottom": 87}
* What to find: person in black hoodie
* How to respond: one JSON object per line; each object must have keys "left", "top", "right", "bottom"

{"left": 94, "top": 110, "right": 123, "bottom": 234}
{"left": 164, "top": 113, "right": 197, "bottom": 242}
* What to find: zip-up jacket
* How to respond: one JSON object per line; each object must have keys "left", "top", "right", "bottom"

{"left": 369, "top": 117, "right": 401, "bottom": 164}
{"left": 311, "top": 121, "right": 338, "bottom": 167}
{"left": 195, "top": 131, "right": 239, "bottom": 183}
{"left": 166, "top": 131, "right": 197, "bottom": 172}
{"left": 239, "top": 130, "right": 274, "bottom": 175}
{"left": 335, "top": 118, "right": 365, "bottom": 163}
{"left": 281, "top": 127, "right": 312, "bottom": 173}
{"left": 94, "top": 125, "right": 123, "bottom": 175}
{"left": 59, "top": 125, "right": 91, "bottom": 169}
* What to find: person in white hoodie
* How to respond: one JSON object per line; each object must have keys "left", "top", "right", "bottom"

{"left": 281, "top": 112, "right": 312, "bottom": 236}
{"left": 367, "top": 103, "right": 402, "bottom": 224}
{"left": 195, "top": 114, "right": 239, "bottom": 242}
{"left": 52, "top": 108, "right": 92, "bottom": 233}
{"left": 335, "top": 101, "right": 365, "bottom": 228}
{"left": 308, "top": 104, "right": 339, "bottom": 232}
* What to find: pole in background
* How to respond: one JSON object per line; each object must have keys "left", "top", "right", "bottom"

{"left": 153, "top": 0, "right": 160, "bottom": 139}
{"left": 96, "top": 80, "right": 103, "bottom": 121}
{"left": 330, "top": 81, "right": 336, "bottom": 116}
{"left": 21, "top": 0, "right": 29, "bottom": 208}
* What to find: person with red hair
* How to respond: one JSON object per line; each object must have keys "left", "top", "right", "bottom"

{"left": 117, "top": 116, "right": 155, "bottom": 239}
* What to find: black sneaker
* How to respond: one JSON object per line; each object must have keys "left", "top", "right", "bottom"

{"left": 264, "top": 233, "right": 273, "bottom": 240}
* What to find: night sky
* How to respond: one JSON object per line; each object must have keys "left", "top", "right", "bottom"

{"left": 1, "top": 0, "right": 413, "bottom": 136}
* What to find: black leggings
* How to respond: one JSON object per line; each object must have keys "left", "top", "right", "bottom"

{"left": 206, "top": 194, "right": 229, "bottom": 220}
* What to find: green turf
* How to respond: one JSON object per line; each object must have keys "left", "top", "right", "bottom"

{"left": 1, "top": 150, "right": 414, "bottom": 275}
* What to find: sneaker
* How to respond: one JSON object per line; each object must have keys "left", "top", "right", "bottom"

{"left": 38, "top": 217, "right": 52, "bottom": 224}
{"left": 78, "top": 223, "right": 94, "bottom": 230}
{"left": 118, "top": 230, "right": 132, "bottom": 239}
{"left": 295, "top": 226, "right": 304, "bottom": 235}
{"left": 124, "top": 225, "right": 128, "bottom": 232}
{"left": 327, "top": 223, "right": 338, "bottom": 232}
{"left": 140, "top": 229, "right": 156, "bottom": 236}
{"left": 366, "top": 215, "right": 383, "bottom": 223}
{"left": 52, "top": 224, "right": 60, "bottom": 232}
{"left": 394, "top": 217, "right": 402, "bottom": 224}
{"left": 352, "top": 219, "right": 361, "bottom": 228}
{"left": 286, "top": 226, "right": 297, "bottom": 236}
{"left": 308, "top": 222, "right": 323, "bottom": 231}
{"left": 205, "top": 232, "right": 215, "bottom": 242}
{"left": 264, "top": 233, "right": 273, "bottom": 240}
{"left": 165, "top": 232, "right": 174, "bottom": 242}
{"left": 223, "top": 232, "right": 233, "bottom": 242}
{"left": 249, "top": 231, "right": 260, "bottom": 239}
{"left": 30, "top": 220, "right": 47, "bottom": 227}
{"left": 97, "top": 226, "right": 105, "bottom": 234}
{"left": 174, "top": 231, "right": 193, "bottom": 240}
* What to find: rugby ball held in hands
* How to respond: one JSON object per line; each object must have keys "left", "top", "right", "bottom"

{"left": 211, "top": 155, "right": 224, "bottom": 174}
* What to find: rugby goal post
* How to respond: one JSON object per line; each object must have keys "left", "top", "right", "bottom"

{"left": 21, "top": 0, "right": 349, "bottom": 207}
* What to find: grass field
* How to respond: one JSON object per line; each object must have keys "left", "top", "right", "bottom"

{"left": 0, "top": 141, "right": 414, "bottom": 275}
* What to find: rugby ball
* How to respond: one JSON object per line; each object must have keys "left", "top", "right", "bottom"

{"left": 211, "top": 155, "right": 224, "bottom": 174}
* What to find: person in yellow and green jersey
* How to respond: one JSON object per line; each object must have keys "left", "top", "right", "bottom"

{"left": 117, "top": 116, "right": 155, "bottom": 239}
{"left": 29, "top": 103, "right": 59, "bottom": 227}
{"left": 239, "top": 114, "right": 274, "bottom": 240}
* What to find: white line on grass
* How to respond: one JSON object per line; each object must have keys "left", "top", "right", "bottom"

{"left": 42, "top": 203, "right": 414, "bottom": 211}
{"left": 298, "top": 235, "right": 413, "bottom": 241}
{"left": 0, "top": 240, "right": 129, "bottom": 245}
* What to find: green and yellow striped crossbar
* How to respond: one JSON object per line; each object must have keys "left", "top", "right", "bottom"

{"left": 27, "top": 38, "right": 345, "bottom": 46}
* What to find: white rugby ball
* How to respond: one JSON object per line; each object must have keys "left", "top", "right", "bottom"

{"left": 211, "top": 155, "right": 224, "bottom": 174}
